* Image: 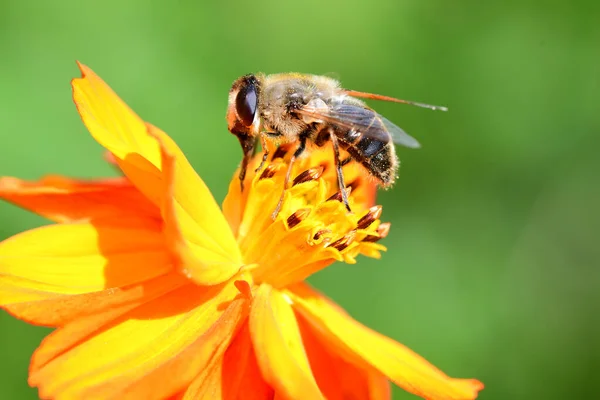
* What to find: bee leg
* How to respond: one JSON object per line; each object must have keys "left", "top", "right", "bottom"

{"left": 271, "top": 135, "right": 308, "bottom": 220}
{"left": 239, "top": 150, "right": 251, "bottom": 192}
{"left": 255, "top": 134, "right": 270, "bottom": 173}
{"left": 329, "top": 130, "right": 352, "bottom": 212}
{"left": 237, "top": 136, "right": 256, "bottom": 192}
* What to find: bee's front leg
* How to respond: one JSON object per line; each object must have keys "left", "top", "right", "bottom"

{"left": 237, "top": 135, "right": 256, "bottom": 192}
{"left": 255, "top": 131, "right": 284, "bottom": 173}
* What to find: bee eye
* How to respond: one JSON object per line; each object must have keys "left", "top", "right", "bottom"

{"left": 235, "top": 82, "right": 257, "bottom": 127}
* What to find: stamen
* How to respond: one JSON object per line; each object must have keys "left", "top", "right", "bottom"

{"left": 328, "top": 231, "right": 356, "bottom": 251}
{"left": 272, "top": 145, "right": 290, "bottom": 160}
{"left": 347, "top": 179, "right": 361, "bottom": 192}
{"left": 357, "top": 205, "right": 383, "bottom": 229}
{"left": 259, "top": 164, "right": 277, "bottom": 180}
{"left": 313, "top": 229, "right": 332, "bottom": 241}
{"left": 363, "top": 222, "right": 391, "bottom": 242}
{"left": 377, "top": 222, "right": 391, "bottom": 238}
{"left": 234, "top": 280, "right": 253, "bottom": 298}
{"left": 286, "top": 208, "right": 311, "bottom": 229}
{"left": 327, "top": 186, "right": 352, "bottom": 202}
{"left": 293, "top": 166, "right": 324, "bottom": 186}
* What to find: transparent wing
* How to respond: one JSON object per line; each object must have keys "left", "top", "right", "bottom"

{"left": 295, "top": 102, "right": 421, "bottom": 149}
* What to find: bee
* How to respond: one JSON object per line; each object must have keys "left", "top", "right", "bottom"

{"left": 226, "top": 73, "right": 446, "bottom": 218}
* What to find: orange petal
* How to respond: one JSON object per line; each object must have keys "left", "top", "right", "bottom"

{"left": 0, "top": 217, "right": 171, "bottom": 306}
{"left": 297, "top": 313, "right": 390, "bottom": 400}
{"left": 153, "top": 128, "right": 243, "bottom": 286}
{"left": 72, "top": 62, "right": 164, "bottom": 205}
{"left": 0, "top": 175, "right": 158, "bottom": 223}
{"left": 249, "top": 284, "right": 324, "bottom": 400}
{"left": 30, "top": 276, "right": 250, "bottom": 399}
{"left": 287, "top": 283, "right": 484, "bottom": 400}
{"left": 29, "top": 273, "right": 187, "bottom": 368}
{"left": 4, "top": 272, "right": 187, "bottom": 328}
{"left": 182, "top": 320, "right": 274, "bottom": 400}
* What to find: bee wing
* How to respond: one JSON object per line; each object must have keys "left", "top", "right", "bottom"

{"left": 296, "top": 102, "right": 421, "bottom": 149}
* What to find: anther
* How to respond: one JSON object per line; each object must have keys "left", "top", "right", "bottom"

{"left": 327, "top": 186, "right": 352, "bottom": 203}
{"left": 259, "top": 164, "right": 277, "bottom": 180}
{"left": 313, "top": 229, "right": 331, "bottom": 241}
{"left": 357, "top": 205, "right": 383, "bottom": 229}
{"left": 363, "top": 222, "right": 391, "bottom": 242}
{"left": 286, "top": 208, "right": 311, "bottom": 228}
{"left": 329, "top": 231, "right": 356, "bottom": 251}
{"left": 293, "top": 166, "right": 324, "bottom": 186}
{"left": 272, "top": 145, "right": 290, "bottom": 160}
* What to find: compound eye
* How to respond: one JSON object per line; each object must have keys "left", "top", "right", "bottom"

{"left": 235, "top": 82, "right": 257, "bottom": 127}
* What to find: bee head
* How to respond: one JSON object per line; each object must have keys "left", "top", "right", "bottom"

{"left": 227, "top": 74, "right": 260, "bottom": 155}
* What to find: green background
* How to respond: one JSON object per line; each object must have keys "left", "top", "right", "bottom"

{"left": 1, "top": 1, "right": 598, "bottom": 399}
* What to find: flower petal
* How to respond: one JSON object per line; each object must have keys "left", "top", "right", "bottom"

{"left": 297, "top": 314, "right": 390, "bottom": 400}
{"left": 72, "top": 62, "right": 164, "bottom": 205}
{"left": 30, "top": 276, "right": 250, "bottom": 399}
{"left": 182, "top": 320, "right": 274, "bottom": 400}
{"left": 0, "top": 175, "right": 158, "bottom": 223}
{"left": 0, "top": 217, "right": 171, "bottom": 306}
{"left": 249, "top": 284, "right": 324, "bottom": 400}
{"left": 29, "top": 273, "right": 187, "bottom": 367}
{"left": 71, "top": 63, "right": 242, "bottom": 284}
{"left": 153, "top": 128, "right": 243, "bottom": 286}
{"left": 4, "top": 272, "right": 186, "bottom": 327}
{"left": 287, "top": 283, "right": 484, "bottom": 400}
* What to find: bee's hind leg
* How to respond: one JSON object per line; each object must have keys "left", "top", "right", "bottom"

{"left": 329, "top": 130, "right": 352, "bottom": 212}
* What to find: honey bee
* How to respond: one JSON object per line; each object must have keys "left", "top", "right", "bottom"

{"left": 226, "top": 73, "right": 446, "bottom": 217}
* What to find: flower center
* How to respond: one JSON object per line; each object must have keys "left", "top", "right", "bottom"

{"left": 227, "top": 144, "right": 389, "bottom": 289}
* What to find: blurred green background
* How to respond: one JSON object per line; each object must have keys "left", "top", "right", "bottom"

{"left": 0, "top": 1, "right": 598, "bottom": 399}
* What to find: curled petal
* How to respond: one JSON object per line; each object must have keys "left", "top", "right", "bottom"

{"left": 72, "top": 62, "right": 163, "bottom": 205}
{"left": 154, "top": 129, "right": 243, "bottom": 286}
{"left": 71, "top": 62, "right": 242, "bottom": 286}
{"left": 0, "top": 175, "right": 158, "bottom": 223}
{"left": 249, "top": 284, "right": 324, "bottom": 400}
{"left": 0, "top": 218, "right": 171, "bottom": 308}
{"left": 30, "top": 276, "right": 250, "bottom": 400}
{"left": 287, "top": 283, "right": 484, "bottom": 400}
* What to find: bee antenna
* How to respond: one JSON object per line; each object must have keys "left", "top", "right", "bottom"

{"left": 397, "top": 99, "right": 448, "bottom": 112}
{"left": 344, "top": 90, "right": 448, "bottom": 112}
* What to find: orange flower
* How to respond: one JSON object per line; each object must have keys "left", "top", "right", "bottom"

{"left": 0, "top": 63, "right": 483, "bottom": 400}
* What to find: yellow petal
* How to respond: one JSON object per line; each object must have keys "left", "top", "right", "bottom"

{"left": 287, "top": 283, "right": 484, "bottom": 400}
{"left": 71, "top": 63, "right": 242, "bottom": 286}
{"left": 30, "top": 276, "right": 249, "bottom": 400}
{"left": 249, "top": 284, "right": 324, "bottom": 400}
{"left": 0, "top": 217, "right": 171, "bottom": 304}
{"left": 153, "top": 128, "right": 243, "bottom": 286}
{"left": 72, "top": 62, "right": 163, "bottom": 205}
{"left": 0, "top": 175, "right": 158, "bottom": 223}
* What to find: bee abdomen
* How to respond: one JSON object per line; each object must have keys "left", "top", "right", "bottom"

{"left": 367, "top": 144, "right": 397, "bottom": 187}
{"left": 355, "top": 135, "right": 386, "bottom": 157}
{"left": 342, "top": 139, "right": 397, "bottom": 187}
